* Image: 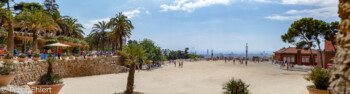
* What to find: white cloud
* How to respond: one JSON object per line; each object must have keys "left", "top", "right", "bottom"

{"left": 83, "top": 18, "right": 110, "bottom": 30}
{"left": 123, "top": 7, "right": 150, "bottom": 18}
{"left": 160, "top": 0, "right": 232, "bottom": 12}
{"left": 265, "top": 0, "right": 338, "bottom": 21}
{"left": 281, "top": 0, "right": 338, "bottom": 7}
{"left": 265, "top": 15, "right": 301, "bottom": 20}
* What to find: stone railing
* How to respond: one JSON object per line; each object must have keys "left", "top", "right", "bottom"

{"left": 10, "top": 56, "right": 126, "bottom": 86}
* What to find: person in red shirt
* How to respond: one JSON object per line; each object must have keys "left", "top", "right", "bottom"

{"left": 80, "top": 50, "right": 84, "bottom": 59}
{"left": 57, "top": 49, "right": 61, "bottom": 59}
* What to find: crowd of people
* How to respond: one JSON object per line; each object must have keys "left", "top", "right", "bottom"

{"left": 0, "top": 47, "right": 120, "bottom": 60}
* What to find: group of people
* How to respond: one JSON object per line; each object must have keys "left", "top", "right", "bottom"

{"left": 0, "top": 48, "right": 32, "bottom": 59}
{"left": 173, "top": 60, "right": 184, "bottom": 68}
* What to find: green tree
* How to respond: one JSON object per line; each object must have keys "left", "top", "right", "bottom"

{"left": 139, "top": 39, "right": 165, "bottom": 62}
{"left": 43, "top": 0, "right": 58, "bottom": 12}
{"left": 118, "top": 44, "right": 148, "bottom": 94}
{"left": 15, "top": 7, "right": 60, "bottom": 52}
{"left": 108, "top": 12, "right": 134, "bottom": 51}
{"left": 61, "top": 16, "right": 84, "bottom": 39}
{"left": 323, "top": 21, "right": 339, "bottom": 52}
{"left": 0, "top": 0, "right": 14, "bottom": 55}
{"left": 91, "top": 21, "right": 108, "bottom": 50}
{"left": 281, "top": 18, "right": 322, "bottom": 66}
{"left": 14, "top": 2, "right": 43, "bottom": 11}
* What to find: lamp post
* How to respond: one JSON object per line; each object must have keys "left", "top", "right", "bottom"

{"left": 246, "top": 43, "right": 248, "bottom": 66}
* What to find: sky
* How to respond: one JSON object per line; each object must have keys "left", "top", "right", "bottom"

{"left": 16, "top": 0, "right": 340, "bottom": 54}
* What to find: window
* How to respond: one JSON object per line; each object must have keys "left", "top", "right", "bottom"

{"left": 302, "top": 56, "right": 309, "bottom": 63}
{"left": 283, "top": 56, "right": 295, "bottom": 63}
{"left": 314, "top": 57, "right": 317, "bottom": 63}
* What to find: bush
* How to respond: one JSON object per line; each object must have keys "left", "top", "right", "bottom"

{"left": 4, "top": 53, "right": 13, "bottom": 59}
{"left": 74, "top": 54, "right": 80, "bottom": 57}
{"left": 305, "top": 66, "right": 331, "bottom": 90}
{"left": 18, "top": 54, "right": 27, "bottom": 58}
{"left": 223, "top": 78, "right": 250, "bottom": 94}
{"left": 0, "top": 61, "right": 15, "bottom": 75}
{"left": 33, "top": 53, "right": 41, "bottom": 57}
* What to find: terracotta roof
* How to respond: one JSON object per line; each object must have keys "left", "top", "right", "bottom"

{"left": 274, "top": 47, "right": 318, "bottom": 54}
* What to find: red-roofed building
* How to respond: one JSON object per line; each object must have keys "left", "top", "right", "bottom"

{"left": 274, "top": 47, "right": 318, "bottom": 65}
{"left": 318, "top": 40, "right": 337, "bottom": 68}
{"left": 274, "top": 40, "right": 337, "bottom": 67}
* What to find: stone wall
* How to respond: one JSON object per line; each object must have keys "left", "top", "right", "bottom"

{"left": 10, "top": 57, "right": 126, "bottom": 86}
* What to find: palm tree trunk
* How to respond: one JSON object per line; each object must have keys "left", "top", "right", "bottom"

{"left": 6, "top": 20, "right": 14, "bottom": 55}
{"left": 32, "top": 30, "right": 39, "bottom": 52}
{"left": 329, "top": 1, "right": 350, "bottom": 94}
{"left": 119, "top": 35, "right": 123, "bottom": 51}
{"left": 125, "top": 63, "right": 136, "bottom": 94}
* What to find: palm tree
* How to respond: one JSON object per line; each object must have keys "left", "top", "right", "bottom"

{"left": 61, "top": 16, "right": 84, "bottom": 39}
{"left": 329, "top": 1, "right": 350, "bottom": 94}
{"left": 0, "top": 0, "right": 14, "bottom": 55}
{"left": 118, "top": 44, "right": 148, "bottom": 94}
{"left": 108, "top": 12, "right": 134, "bottom": 51}
{"left": 91, "top": 21, "right": 108, "bottom": 50}
{"left": 15, "top": 8, "right": 60, "bottom": 52}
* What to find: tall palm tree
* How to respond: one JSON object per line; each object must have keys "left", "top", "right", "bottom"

{"left": 15, "top": 8, "right": 60, "bottom": 52}
{"left": 118, "top": 44, "right": 148, "bottom": 94}
{"left": 0, "top": 0, "right": 14, "bottom": 55}
{"left": 61, "top": 16, "right": 84, "bottom": 39}
{"left": 108, "top": 12, "right": 134, "bottom": 51}
{"left": 91, "top": 21, "right": 108, "bottom": 50}
{"left": 329, "top": 0, "right": 350, "bottom": 94}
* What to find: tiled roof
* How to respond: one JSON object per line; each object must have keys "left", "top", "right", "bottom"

{"left": 274, "top": 47, "right": 318, "bottom": 54}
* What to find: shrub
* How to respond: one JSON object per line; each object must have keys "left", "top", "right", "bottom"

{"left": 223, "top": 78, "right": 250, "bottom": 94}
{"left": 38, "top": 55, "right": 62, "bottom": 85}
{"left": 305, "top": 66, "right": 331, "bottom": 90}
{"left": 18, "top": 54, "right": 27, "bottom": 58}
{"left": 0, "top": 61, "right": 15, "bottom": 75}
{"left": 33, "top": 53, "right": 41, "bottom": 57}
{"left": 74, "top": 54, "right": 80, "bottom": 57}
{"left": 4, "top": 53, "right": 13, "bottom": 59}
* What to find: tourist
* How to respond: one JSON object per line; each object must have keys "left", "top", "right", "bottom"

{"left": 174, "top": 60, "right": 177, "bottom": 67}
{"left": 57, "top": 49, "right": 61, "bottom": 59}
{"left": 13, "top": 49, "right": 18, "bottom": 58}
{"left": 27, "top": 49, "right": 32, "bottom": 58}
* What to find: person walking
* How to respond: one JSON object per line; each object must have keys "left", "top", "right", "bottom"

{"left": 13, "top": 49, "right": 18, "bottom": 58}
{"left": 80, "top": 50, "right": 84, "bottom": 59}
{"left": 27, "top": 49, "right": 32, "bottom": 59}
{"left": 57, "top": 49, "right": 61, "bottom": 59}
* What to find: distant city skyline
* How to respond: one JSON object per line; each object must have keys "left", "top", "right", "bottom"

{"left": 17, "top": 0, "right": 340, "bottom": 53}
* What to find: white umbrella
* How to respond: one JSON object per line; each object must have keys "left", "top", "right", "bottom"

{"left": 46, "top": 43, "right": 70, "bottom": 47}
{"left": 46, "top": 43, "right": 70, "bottom": 59}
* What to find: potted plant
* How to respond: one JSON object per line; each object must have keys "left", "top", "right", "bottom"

{"left": 223, "top": 78, "right": 250, "bottom": 94}
{"left": 305, "top": 67, "right": 330, "bottom": 94}
{"left": 33, "top": 53, "right": 41, "bottom": 61}
{"left": 69, "top": 55, "right": 74, "bottom": 59}
{"left": 28, "top": 55, "right": 64, "bottom": 94}
{"left": 3, "top": 53, "right": 13, "bottom": 62}
{"left": 74, "top": 54, "right": 80, "bottom": 60}
{"left": 18, "top": 54, "right": 27, "bottom": 62}
{"left": 61, "top": 54, "right": 68, "bottom": 60}
{"left": 0, "top": 61, "right": 16, "bottom": 86}
{"left": 87, "top": 54, "right": 93, "bottom": 60}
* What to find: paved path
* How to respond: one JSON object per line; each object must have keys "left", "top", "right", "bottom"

{"left": 60, "top": 61, "right": 311, "bottom": 94}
